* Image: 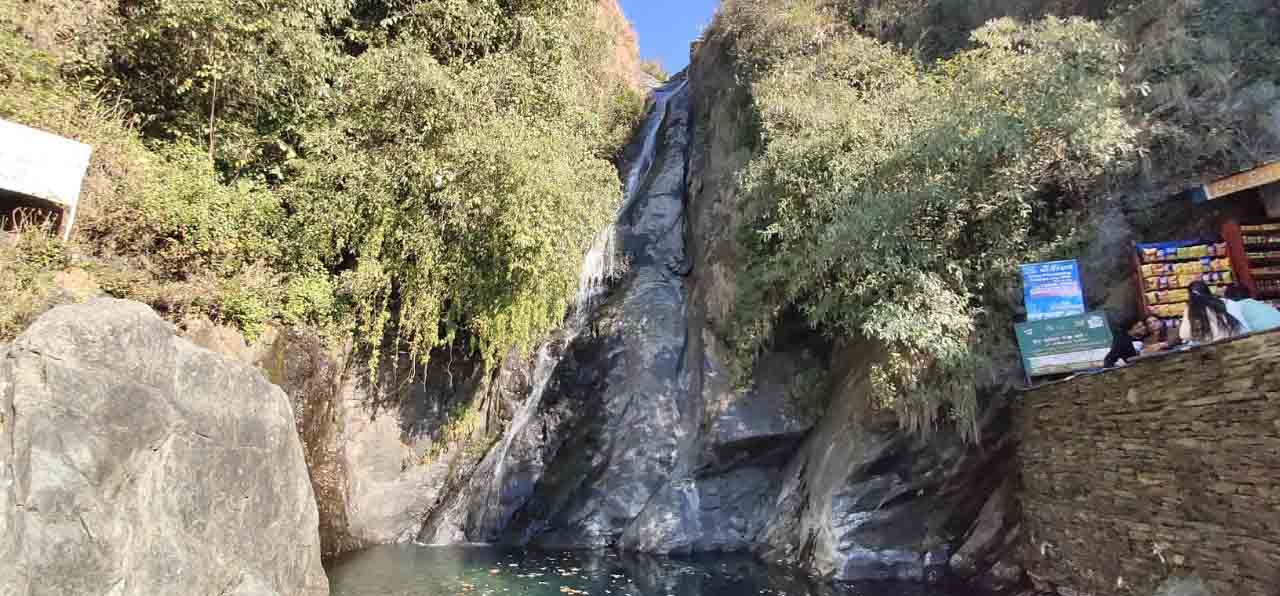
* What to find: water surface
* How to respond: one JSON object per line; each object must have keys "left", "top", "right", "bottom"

{"left": 327, "top": 545, "right": 980, "bottom": 596}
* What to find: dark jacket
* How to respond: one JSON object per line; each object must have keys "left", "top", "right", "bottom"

{"left": 1103, "top": 330, "right": 1140, "bottom": 368}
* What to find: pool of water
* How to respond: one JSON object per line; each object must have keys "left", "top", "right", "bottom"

{"left": 327, "top": 545, "right": 981, "bottom": 596}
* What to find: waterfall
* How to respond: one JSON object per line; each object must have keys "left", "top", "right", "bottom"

{"left": 478, "top": 77, "right": 690, "bottom": 532}
{"left": 575, "top": 79, "right": 689, "bottom": 303}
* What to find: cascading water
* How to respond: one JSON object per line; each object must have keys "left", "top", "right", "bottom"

{"left": 417, "top": 77, "right": 692, "bottom": 544}
{"left": 576, "top": 78, "right": 689, "bottom": 298}
{"left": 491, "top": 78, "right": 687, "bottom": 494}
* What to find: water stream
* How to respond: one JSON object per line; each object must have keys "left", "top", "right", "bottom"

{"left": 417, "top": 77, "right": 696, "bottom": 545}
{"left": 490, "top": 79, "right": 681, "bottom": 487}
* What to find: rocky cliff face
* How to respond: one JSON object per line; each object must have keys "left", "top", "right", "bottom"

{"left": 396, "top": 38, "right": 1015, "bottom": 587}
{"left": 274, "top": 8, "right": 1015, "bottom": 589}
{"left": 0, "top": 299, "right": 328, "bottom": 596}
{"left": 594, "top": 0, "right": 644, "bottom": 90}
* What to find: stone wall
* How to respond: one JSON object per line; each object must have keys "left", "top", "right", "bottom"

{"left": 1013, "top": 331, "right": 1280, "bottom": 595}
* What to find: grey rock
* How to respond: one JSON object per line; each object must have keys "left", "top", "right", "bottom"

{"left": 0, "top": 299, "right": 328, "bottom": 596}
{"left": 619, "top": 467, "right": 774, "bottom": 554}
{"left": 950, "top": 476, "right": 1017, "bottom": 578}
{"left": 415, "top": 78, "right": 698, "bottom": 551}
{"left": 979, "top": 560, "right": 1026, "bottom": 593}
{"left": 1154, "top": 576, "right": 1213, "bottom": 596}
{"left": 337, "top": 342, "right": 531, "bottom": 550}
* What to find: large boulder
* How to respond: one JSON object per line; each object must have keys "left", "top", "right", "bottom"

{"left": 0, "top": 299, "right": 328, "bottom": 595}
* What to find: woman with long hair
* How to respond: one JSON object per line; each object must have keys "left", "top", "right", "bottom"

{"left": 1179, "top": 281, "right": 1246, "bottom": 343}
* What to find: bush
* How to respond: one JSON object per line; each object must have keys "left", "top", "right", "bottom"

{"left": 727, "top": 6, "right": 1138, "bottom": 435}
{"left": 101, "top": 0, "right": 347, "bottom": 175}
{"left": 90, "top": 144, "right": 285, "bottom": 279}
{"left": 286, "top": 34, "right": 628, "bottom": 369}
{"left": 1, "top": 0, "right": 642, "bottom": 372}
{"left": 0, "top": 228, "right": 69, "bottom": 340}
{"left": 640, "top": 59, "right": 668, "bottom": 81}
{"left": 1117, "top": 0, "right": 1280, "bottom": 184}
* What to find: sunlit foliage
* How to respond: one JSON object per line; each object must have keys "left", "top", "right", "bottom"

{"left": 0, "top": 0, "right": 644, "bottom": 368}
{"left": 718, "top": 2, "right": 1139, "bottom": 435}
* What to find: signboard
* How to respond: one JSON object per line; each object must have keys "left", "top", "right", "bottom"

{"left": 1021, "top": 260, "right": 1085, "bottom": 322}
{"left": 1191, "top": 160, "right": 1280, "bottom": 203}
{"left": 0, "top": 118, "right": 93, "bottom": 240}
{"left": 1015, "top": 311, "right": 1113, "bottom": 377}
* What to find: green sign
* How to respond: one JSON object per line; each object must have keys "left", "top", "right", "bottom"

{"left": 1015, "top": 311, "right": 1113, "bottom": 377}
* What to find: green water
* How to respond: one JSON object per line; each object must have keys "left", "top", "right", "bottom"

{"left": 327, "top": 545, "right": 981, "bottom": 596}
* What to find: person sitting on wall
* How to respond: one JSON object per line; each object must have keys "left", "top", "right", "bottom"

{"left": 1104, "top": 314, "right": 1168, "bottom": 368}
{"left": 1225, "top": 284, "right": 1280, "bottom": 333}
{"left": 1179, "top": 281, "right": 1246, "bottom": 344}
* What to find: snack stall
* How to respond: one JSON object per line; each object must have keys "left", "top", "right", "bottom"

{"left": 1132, "top": 240, "right": 1235, "bottom": 333}
{"left": 1221, "top": 220, "right": 1280, "bottom": 307}
{"left": 1130, "top": 160, "right": 1280, "bottom": 324}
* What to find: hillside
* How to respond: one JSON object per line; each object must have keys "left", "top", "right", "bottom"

{"left": 1, "top": 0, "right": 646, "bottom": 371}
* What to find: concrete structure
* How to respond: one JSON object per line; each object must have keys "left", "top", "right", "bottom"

{"left": 0, "top": 118, "right": 93, "bottom": 240}
{"left": 1014, "top": 331, "right": 1280, "bottom": 595}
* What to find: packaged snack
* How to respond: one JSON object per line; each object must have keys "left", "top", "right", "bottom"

{"left": 1143, "top": 247, "right": 1159, "bottom": 262}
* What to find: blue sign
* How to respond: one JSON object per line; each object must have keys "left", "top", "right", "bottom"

{"left": 1021, "top": 260, "right": 1085, "bottom": 322}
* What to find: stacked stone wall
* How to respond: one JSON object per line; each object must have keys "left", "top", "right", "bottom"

{"left": 1014, "top": 331, "right": 1280, "bottom": 595}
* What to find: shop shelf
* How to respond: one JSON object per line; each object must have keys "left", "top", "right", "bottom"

{"left": 1140, "top": 255, "right": 1230, "bottom": 264}
{"left": 1139, "top": 280, "right": 1232, "bottom": 291}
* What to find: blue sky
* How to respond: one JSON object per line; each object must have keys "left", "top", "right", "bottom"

{"left": 619, "top": 0, "right": 721, "bottom": 73}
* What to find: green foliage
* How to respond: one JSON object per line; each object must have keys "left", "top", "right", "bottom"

{"left": 103, "top": 144, "right": 284, "bottom": 278}
{"left": 103, "top": 0, "right": 347, "bottom": 174}
{"left": 286, "top": 31, "right": 627, "bottom": 368}
{"left": 1117, "top": 0, "right": 1280, "bottom": 180}
{"left": 0, "top": 227, "right": 70, "bottom": 340}
{"left": 1, "top": 0, "right": 642, "bottom": 374}
{"left": 728, "top": 5, "right": 1138, "bottom": 436}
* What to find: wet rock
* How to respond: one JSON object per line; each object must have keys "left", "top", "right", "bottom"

{"left": 341, "top": 342, "right": 530, "bottom": 549}
{"left": 619, "top": 467, "right": 774, "bottom": 554}
{"left": 1154, "top": 576, "right": 1213, "bottom": 596}
{"left": 950, "top": 477, "right": 1017, "bottom": 578}
{"left": 420, "top": 78, "right": 697, "bottom": 551}
{"left": 979, "top": 560, "right": 1026, "bottom": 593}
{"left": 0, "top": 299, "right": 327, "bottom": 595}
{"left": 418, "top": 317, "right": 622, "bottom": 545}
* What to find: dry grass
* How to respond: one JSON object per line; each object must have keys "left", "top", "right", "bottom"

{"left": 5, "top": 0, "right": 118, "bottom": 65}
{"left": 0, "top": 224, "right": 69, "bottom": 340}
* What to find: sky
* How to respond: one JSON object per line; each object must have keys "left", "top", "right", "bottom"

{"left": 618, "top": 0, "right": 721, "bottom": 74}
